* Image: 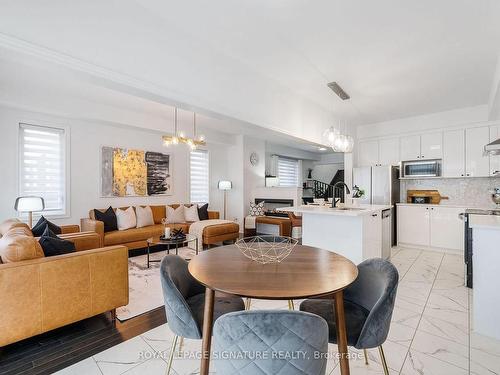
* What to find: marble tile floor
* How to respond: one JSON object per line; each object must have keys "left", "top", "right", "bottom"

{"left": 56, "top": 247, "right": 500, "bottom": 375}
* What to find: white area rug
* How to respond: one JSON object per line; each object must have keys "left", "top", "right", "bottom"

{"left": 116, "top": 247, "right": 197, "bottom": 321}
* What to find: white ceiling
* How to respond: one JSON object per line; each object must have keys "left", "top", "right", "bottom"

{"left": 0, "top": 51, "right": 332, "bottom": 153}
{"left": 0, "top": 0, "right": 499, "bottom": 135}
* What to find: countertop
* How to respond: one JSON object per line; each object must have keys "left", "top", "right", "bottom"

{"left": 469, "top": 215, "right": 500, "bottom": 230}
{"left": 278, "top": 204, "right": 392, "bottom": 217}
{"left": 396, "top": 203, "right": 499, "bottom": 210}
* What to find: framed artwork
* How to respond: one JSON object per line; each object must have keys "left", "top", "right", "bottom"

{"left": 101, "top": 146, "right": 172, "bottom": 197}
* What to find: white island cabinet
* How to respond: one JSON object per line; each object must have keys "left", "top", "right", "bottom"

{"left": 469, "top": 215, "right": 500, "bottom": 340}
{"left": 397, "top": 204, "right": 464, "bottom": 252}
{"left": 279, "top": 204, "right": 391, "bottom": 264}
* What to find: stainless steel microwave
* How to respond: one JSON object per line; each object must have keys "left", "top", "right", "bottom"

{"left": 401, "top": 159, "right": 441, "bottom": 178}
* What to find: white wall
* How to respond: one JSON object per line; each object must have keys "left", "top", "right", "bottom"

{"left": 0, "top": 105, "right": 231, "bottom": 225}
{"left": 356, "top": 105, "right": 489, "bottom": 139}
{"left": 488, "top": 55, "right": 500, "bottom": 121}
{"left": 243, "top": 136, "right": 266, "bottom": 217}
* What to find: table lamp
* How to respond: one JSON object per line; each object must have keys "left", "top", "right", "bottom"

{"left": 218, "top": 180, "right": 232, "bottom": 220}
{"left": 14, "top": 196, "right": 45, "bottom": 228}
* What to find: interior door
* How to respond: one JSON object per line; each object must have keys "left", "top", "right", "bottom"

{"left": 443, "top": 129, "right": 465, "bottom": 177}
{"left": 466, "top": 126, "right": 490, "bottom": 177}
{"left": 352, "top": 167, "right": 372, "bottom": 204}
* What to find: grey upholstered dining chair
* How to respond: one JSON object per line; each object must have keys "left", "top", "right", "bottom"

{"left": 300, "top": 258, "right": 399, "bottom": 375}
{"left": 213, "top": 310, "right": 329, "bottom": 375}
{"left": 160, "top": 255, "right": 245, "bottom": 374}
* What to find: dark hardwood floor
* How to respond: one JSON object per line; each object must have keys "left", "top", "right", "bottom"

{"left": 0, "top": 247, "right": 169, "bottom": 375}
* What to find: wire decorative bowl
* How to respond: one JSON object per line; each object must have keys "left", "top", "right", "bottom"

{"left": 235, "top": 236, "right": 299, "bottom": 264}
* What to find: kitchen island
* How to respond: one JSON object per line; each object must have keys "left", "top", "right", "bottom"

{"left": 469, "top": 214, "right": 500, "bottom": 341}
{"left": 279, "top": 204, "right": 392, "bottom": 264}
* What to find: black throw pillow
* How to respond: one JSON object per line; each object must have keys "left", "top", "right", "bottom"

{"left": 39, "top": 226, "right": 76, "bottom": 257}
{"left": 31, "top": 216, "right": 61, "bottom": 236}
{"left": 94, "top": 206, "right": 118, "bottom": 232}
{"left": 197, "top": 203, "right": 209, "bottom": 221}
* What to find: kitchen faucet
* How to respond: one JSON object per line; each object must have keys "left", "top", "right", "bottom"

{"left": 332, "top": 182, "right": 351, "bottom": 208}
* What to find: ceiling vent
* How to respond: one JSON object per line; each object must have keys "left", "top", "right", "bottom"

{"left": 327, "top": 82, "right": 350, "bottom": 100}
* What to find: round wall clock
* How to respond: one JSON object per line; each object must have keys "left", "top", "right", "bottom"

{"left": 250, "top": 152, "right": 259, "bottom": 166}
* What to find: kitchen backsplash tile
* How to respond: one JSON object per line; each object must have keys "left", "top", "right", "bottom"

{"left": 400, "top": 177, "right": 500, "bottom": 208}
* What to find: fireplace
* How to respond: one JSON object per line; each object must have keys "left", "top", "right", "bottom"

{"left": 254, "top": 198, "right": 294, "bottom": 217}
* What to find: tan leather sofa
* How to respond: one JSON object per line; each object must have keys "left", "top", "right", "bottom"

{"left": 0, "top": 219, "right": 129, "bottom": 347}
{"left": 81, "top": 204, "right": 239, "bottom": 250}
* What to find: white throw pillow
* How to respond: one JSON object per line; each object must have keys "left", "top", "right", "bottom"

{"left": 136, "top": 206, "right": 154, "bottom": 228}
{"left": 116, "top": 207, "right": 137, "bottom": 230}
{"left": 165, "top": 205, "right": 185, "bottom": 224}
{"left": 184, "top": 205, "right": 200, "bottom": 222}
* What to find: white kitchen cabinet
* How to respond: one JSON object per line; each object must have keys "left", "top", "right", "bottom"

{"left": 443, "top": 129, "right": 465, "bottom": 177}
{"left": 429, "top": 207, "right": 464, "bottom": 251}
{"left": 378, "top": 138, "right": 400, "bottom": 166}
{"left": 421, "top": 132, "right": 443, "bottom": 159}
{"left": 363, "top": 210, "right": 382, "bottom": 260}
{"left": 400, "top": 135, "right": 421, "bottom": 161}
{"left": 398, "top": 205, "right": 464, "bottom": 252}
{"left": 466, "top": 127, "right": 490, "bottom": 177}
{"left": 359, "top": 138, "right": 399, "bottom": 167}
{"left": 490, "top": 125, "right": 500, "bottom": 176}
{"left": 397, "top": 205, "right": 430, "bottom": 247}
{"left": 358, "top": 140, "right": 379, "bottom": 167}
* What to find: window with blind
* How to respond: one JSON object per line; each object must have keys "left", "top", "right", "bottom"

{"left": 277, "top": 157, "right": 299, "bottom": 187}
{"left": 190, "top": 150, "right": 209, "bottom": 204}
{"left": 19, "top": 123, "right": 67, "bottom": 216}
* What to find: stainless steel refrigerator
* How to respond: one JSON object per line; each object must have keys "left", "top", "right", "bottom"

{"left": 352, "top": 165, "right": 400, "bottom": 247}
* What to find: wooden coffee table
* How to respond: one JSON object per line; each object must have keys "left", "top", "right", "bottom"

{"left": 188, "top": 244, "right": 359, "bottom": 375}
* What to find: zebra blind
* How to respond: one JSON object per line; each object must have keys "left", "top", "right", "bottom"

{"left": 277, "top": 157, "right": 299, "bottom": 187}
{"left": 190, "top": 149, "right": 209, "bottom": 204}
{"left": 19, "top": 123, "right": 67, "bottom": 215}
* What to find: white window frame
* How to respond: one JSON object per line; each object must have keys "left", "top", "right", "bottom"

{"left": 277, "top": 156, "right": 300, "bottom": 187}
{"left": 18, "top": 122, "right": 70, "bottom": 219}
{"left": 189, "top": 149, "right": 210, "bottom": 204}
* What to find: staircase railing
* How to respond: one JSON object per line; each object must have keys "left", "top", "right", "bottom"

{"left": 305, "top": 179, "right": 346, "bottom": 202}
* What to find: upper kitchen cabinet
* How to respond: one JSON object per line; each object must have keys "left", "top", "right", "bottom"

{"left": 421, "top": 132, "right": 443, "bottom": 159}
{"left": 400, "top": 135, "right": 421, "bottom": 161}
{"left": 378, "top": 138, "right": 400, "bottom": 166}
{"left": 358, "top": 138, "right": 399, "bottom": 167}
{"left": 443, "top": 129, "right": 465, "bottom": 177}
{"left": 358, "top": 140, "right": 379, "bottom": 167}
{"left": 490, "top": 125, "right": 500, "bottom": 176}
{"left": 400, "top": 132, "right": 442, "bottom": 161}
{"left": 466, "top": 126, "right": 490, "bottom": 177}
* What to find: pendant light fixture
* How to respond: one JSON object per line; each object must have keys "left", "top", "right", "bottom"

{"left": 163, "top": 108, "right": 206, "bottom": 149}
{"left": 323, "top": 120, "right": 354, "bottom": 153}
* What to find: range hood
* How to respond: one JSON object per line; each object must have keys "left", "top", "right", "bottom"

{"left": 485, "top": 138, "right": 500, "bottom": 156}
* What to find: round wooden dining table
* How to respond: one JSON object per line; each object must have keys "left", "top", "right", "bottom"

{"left": 188, "top": 244, "right": 359, "bottom": 375}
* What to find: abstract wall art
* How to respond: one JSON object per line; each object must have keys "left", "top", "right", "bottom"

{"left": 101, "top": 146, "right": 172, "bottom": 197}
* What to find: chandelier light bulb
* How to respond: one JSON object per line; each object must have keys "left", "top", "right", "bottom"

{"left": 172, "top": 136, "right": 179, "bottom": 145}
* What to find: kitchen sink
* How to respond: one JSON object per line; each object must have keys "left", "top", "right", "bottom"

{"left": 330, "top": 207, "right": 366, "bottom": 211}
